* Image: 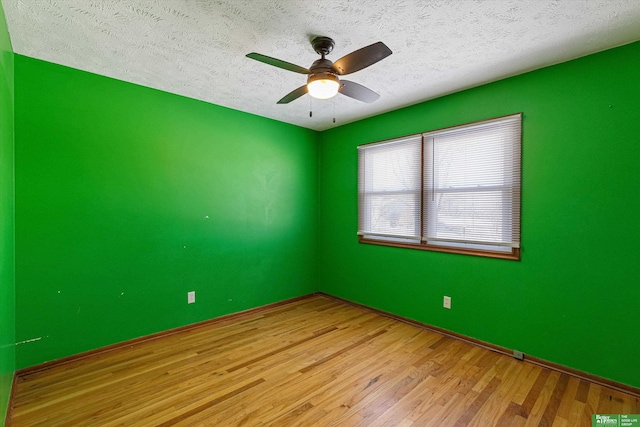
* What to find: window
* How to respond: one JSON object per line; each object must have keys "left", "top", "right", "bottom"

{"left": 358, "top": 113, "right": 522, "bottom": 260}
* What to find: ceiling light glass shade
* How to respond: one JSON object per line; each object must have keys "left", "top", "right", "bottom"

{"left": 307, "top": 73, "right": 340, "bottom": 99}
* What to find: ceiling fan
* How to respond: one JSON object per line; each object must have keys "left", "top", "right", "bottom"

{"left": 246, "top": 37, "right": 392, "bottom": 104}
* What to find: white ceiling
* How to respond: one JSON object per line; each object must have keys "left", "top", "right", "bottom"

{"left": 3, "top": 0, "right": 640, "bottom": 131}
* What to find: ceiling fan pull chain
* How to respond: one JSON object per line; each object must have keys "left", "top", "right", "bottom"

{"left": 333, "top": 98, "right": 336, "bottom": 124}
{"left": 309, "top": 96, "right": 313, "bottom": 117}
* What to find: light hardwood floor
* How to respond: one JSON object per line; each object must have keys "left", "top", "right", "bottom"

{"left": 9, "top": 295, "right": 639, "bottom": 426}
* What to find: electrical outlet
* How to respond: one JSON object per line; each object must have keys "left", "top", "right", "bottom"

{"left": 443, "top": 296, "right": 451, "bottom": 309}
{"left": 187, "top": 291, "right": 195, "bottom": 304}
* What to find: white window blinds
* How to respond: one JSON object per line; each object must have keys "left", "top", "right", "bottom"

{"left": 358, "top": 135, "right": 422, "bottom": 241}
{"left": 357, "top": 113, "right": 522, "bottom": 257}
{"left": 423, "top": 114, "right": 521, "bottom": 249}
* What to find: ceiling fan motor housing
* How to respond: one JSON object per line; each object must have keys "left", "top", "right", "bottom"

{"left": 308, "top": 55, "right": 340, "bottom": 88}
{"left": 309, "top": 57, "right": 337, "bottom": 76}
{"left": 307, "top": 71, "right": 339, "bottom": 86}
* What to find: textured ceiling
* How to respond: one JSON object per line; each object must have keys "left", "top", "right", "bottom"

{"left": 3, "top": 0, "right": 640, "bottom": 131}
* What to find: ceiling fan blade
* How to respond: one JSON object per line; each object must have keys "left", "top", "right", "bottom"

{"left": 277, "top": 85, "right": 308, "bottom": 104}
{"left": 331, "top": 42, "right": 392, "bottom": 75}
{"left": 246, "top": 53, "right": 310, "bottom": 74}
{"left": 339, "top": 80, "right": 380, "bottom": 103}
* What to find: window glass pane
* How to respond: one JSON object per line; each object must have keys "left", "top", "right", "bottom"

{"left": 365, "top": 192, "right": 420, "bottom": 238}
{"left": 428, "top": 189, "right": 513, "bottom": 244}
{"left": 424, "top": 115, "right": 521, "bottom": 248}
{"left": 432, "top": 131, "right": 509, "bottom": 188}
{"left": 367, "top": 143, "right": 420, "bottom": 192}
{"left": 427, "top": 240, "right": 512, "bottom": 253}
{"left": 358, "top": 136, "right": 421, "bottom": 240}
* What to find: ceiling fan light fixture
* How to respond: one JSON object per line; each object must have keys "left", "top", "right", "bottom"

{"left": 307, "top": 72, "right": 340, "bottom": 99}
{"left": 247, "top": 38, "right": 391, "bottom": 104}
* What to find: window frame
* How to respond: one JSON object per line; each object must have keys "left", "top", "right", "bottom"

{"left": 358, "top": 113, "right": 522, "bottom": 261}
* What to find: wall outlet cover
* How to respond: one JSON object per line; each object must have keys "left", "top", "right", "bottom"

{"left": 443, "top": 296, "right": 451, "bottom": 309}
{"left": 187, "top": 291, "right": 195, "bottom": 304}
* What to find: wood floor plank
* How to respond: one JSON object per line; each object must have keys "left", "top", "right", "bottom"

{"left": 524, "top": 371, "right": 561, "bottom": 426}
{"left": 555, "top": 376, "right": 581, "bottom": 421}
{"left": 565, "top": 399, "right": 589, "bottom": 427}
{"left": 9, "top": 295, "right": 638, "bottom": 426}
{"left": 454, "top": 376, "right": 502, "bottom": 426}
{"left": 469, "top": 358, "right": 528, "bottom": 426}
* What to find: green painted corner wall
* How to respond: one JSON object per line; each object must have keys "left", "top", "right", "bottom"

{"left": 14, "top": 55, "right": 318, "bottom": 369}
{"left": 0, "top": 1, "right": 15, "bottom": 424}
{"left": 318, "top": 41, "right": 640, "bottom": 388}
{"left": 6, "top": 29, "right": 640, "bottom": 399}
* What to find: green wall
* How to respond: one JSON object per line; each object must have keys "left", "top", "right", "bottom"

{"left": 0, "top": 1, "right": 14, "bottom": 423}
{"left": 6, "top": 28, "right": 640, "bottom": 399}
{"left": 318, "top": 41, "right": 640, "bottom": 388}
{"left": 14, "top": 55, "right": 318, "bottom": 369}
